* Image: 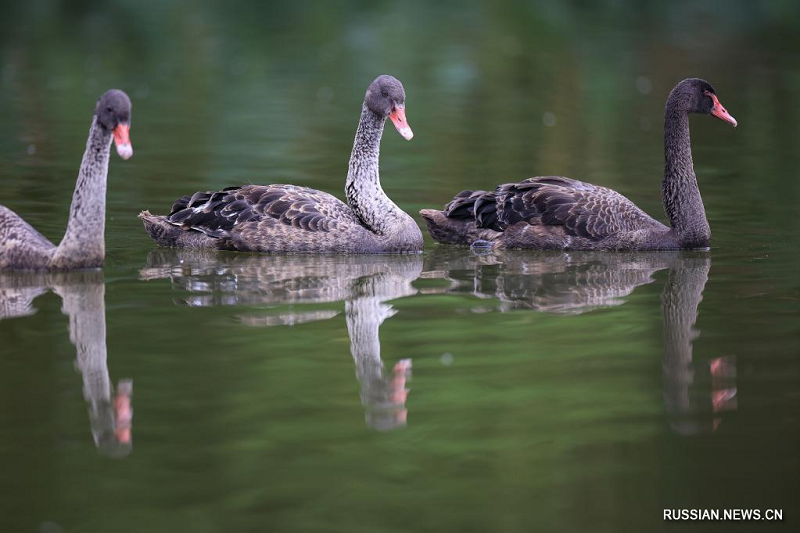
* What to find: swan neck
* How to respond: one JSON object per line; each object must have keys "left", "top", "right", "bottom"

{"left": 345, "top": 104, "right": 403, "bottom": 235}
{"left": 663, "top": 105, "right": 710, "bottom": 248}
{"left": 50, "top": 117, "right": 112, "bottom": 268}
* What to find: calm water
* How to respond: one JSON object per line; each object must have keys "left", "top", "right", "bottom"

{"left": 1, "top": 2, "right": 799, "bottom": 532}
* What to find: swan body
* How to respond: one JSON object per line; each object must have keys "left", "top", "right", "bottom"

{"left": 141, "top": 75, "right": 422, "bottom": 254}
{"left": 421, "top": 78, "right": 737, "bottom": 251}
{"left": 0, "top": 90, "right": 133, "bottom": 270}
{"left": 141, "top": 183, "right": 420, "bottom": 253}
{"left": 422, "top": 176, "right": 674, "bottom": 250}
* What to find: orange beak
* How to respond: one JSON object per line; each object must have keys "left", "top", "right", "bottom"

{"left": 389, "top": 104, "right": 414, "bottom": 140}
{"left": 113, "top": 380, "right": 133, "bottom": 444}
{"left": 708, "top": 93, "right": 737, "bottom": 127}
{"left": 113, "top": 123, "right": 134, "bottom": 159}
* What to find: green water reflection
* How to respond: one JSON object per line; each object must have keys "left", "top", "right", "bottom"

{"left": 1, "top": 1, "right": 799, "bottom": 532}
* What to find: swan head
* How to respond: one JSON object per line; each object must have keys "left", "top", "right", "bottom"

{"left": 365, "top": 75, "right": 413, "bottom": 140}
{"left": 672, "top": 78, "right": 737, "bottom": 127}
{"left": 96, "top": 89, "right": 134, "bottom": 159}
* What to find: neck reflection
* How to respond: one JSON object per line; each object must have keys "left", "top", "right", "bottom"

{"left": 661, "top": 256, "right": 736, "bottom": 434}
{"left": 141, "top": 250, "right": 421, "bottom": 431}
{"left": 423, "top": 248, "right": 736, "bottom": 434}
{"left": 0, "top": 271, "right": 133, "bottom": 457}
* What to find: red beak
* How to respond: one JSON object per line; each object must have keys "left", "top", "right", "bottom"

{"left": 113, "top": 123, "right": 134, "bottom": 159}
{"left": 708, "top": 93, "right": 737, "bottom": 127}
{"left": 389, "top": 104, "right": 414, "bottom": 140}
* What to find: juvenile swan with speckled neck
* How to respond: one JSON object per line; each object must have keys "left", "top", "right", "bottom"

{"left": 140, "top": 75, "right": 422, "bottom": 253}
{"left": 421, "top": 78, "right": 737, "bottom": 251}
{"left": 0, "top": 90, "right": 133, "bottom": 270}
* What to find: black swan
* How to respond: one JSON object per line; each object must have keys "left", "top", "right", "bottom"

{"left": 0, "top": 89, "right": 133, "bottom": 270}
{"left": 140, "top": 75, "right": 423, "bottom": 254}
{"left": 420, "top": 78, "right": 737, "bottom": 251}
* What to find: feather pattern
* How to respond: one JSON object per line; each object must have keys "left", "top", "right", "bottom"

{"left": 492, "top": 176, "right": 661, "bottom": 239}
{"left": 423, "top": 174, "right": 672, "bottom": 250}
{"left": 166, "top": 184, "right": 360, "bottom": 239}
{"left": 433, "top": 176, "right": 663, "bottom": 247}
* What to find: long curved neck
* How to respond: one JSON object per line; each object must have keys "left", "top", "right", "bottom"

{"left": 345, "top": 104, "right": 406, "bottom": 236}
{"left": 50, "top": 117, "right": 112, "bottom": 269}
{"left": 663, "top": 103, "right": 710, "bottom": 248}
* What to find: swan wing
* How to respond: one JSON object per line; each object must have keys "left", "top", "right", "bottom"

{"left": 442, "top": 189, "right": 498, "bottom": 228}
{"left": 0, "top": 205, "right": 56, "bottom": 269}
{"left": 0, "top": 206, "right": 55, "bottom": 249}
{"left": 165, "top": 184, "right": 359, "bottom": 238}
{"left": 442, "top": 176, "right": 660, "bottom": 240}
{"left": 494, "top": 176, "right": 661, "bottom": 239}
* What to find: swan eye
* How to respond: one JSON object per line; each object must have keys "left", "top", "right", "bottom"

{"left": 381, "top": 90, "right": 389, "bottom": 97}
{"left": 107, "top": 106, "right": 113, "bottom": 112}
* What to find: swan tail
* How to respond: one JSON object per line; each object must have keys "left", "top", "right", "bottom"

{"left": 420, "top": 189, "right": 502, "bottom": 246}
{"left": 443, "top": 190, "right": 503, "bottom": 228}
{"left": 419, "top": 209, "right": 500, "bottom": 246}
{"left": 139, "top": 211, "right": 219, "bottom": 249}
{"left": 420, "top": 209, "right": 466, "bottom": 244}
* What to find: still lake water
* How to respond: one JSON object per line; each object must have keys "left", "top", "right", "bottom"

{"left": 1, "top": 2, "right": 799, "bottom": 532}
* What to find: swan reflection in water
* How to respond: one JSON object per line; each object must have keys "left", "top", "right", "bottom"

{"left": 141, "top": 251, "right": 420, "bottom": 431}
{"left": 0, "top": 271, "right": 133, "bottom": 457}
{"left": 423, "top": 249, "right": 737, "bottom": 434}
{"left": 140, "top": 248, "right": 736, "bottom": 434}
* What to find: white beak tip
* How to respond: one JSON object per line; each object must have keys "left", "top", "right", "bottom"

{"left": 399, "top": 127, "right": 414, "bottom": 141}
{"left": 116, "top": 143, "right": 133, "bottom": 160}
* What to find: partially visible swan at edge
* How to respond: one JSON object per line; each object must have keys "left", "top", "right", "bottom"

{"left": 0, "top": 90, "right": 133, "bottom": 270}
{"left": 140, "top": 75, "right": 422, "bottom": 254}
{"left": 420, "top": 78, "right": 737, "bottom": 251}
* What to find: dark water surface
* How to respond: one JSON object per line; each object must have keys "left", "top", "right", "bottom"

{"left": 1, "top": 2, "right": 799, "bottom": 532}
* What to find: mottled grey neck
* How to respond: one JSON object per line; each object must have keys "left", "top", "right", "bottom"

{"left": 345, "top": 104, "right": 406, "bottom": 235}
{"left": 50, "top": 117, "right": 112, "bottom": 269}
{"left": 663, "top": 104, "right": 710, "bottom": 248}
